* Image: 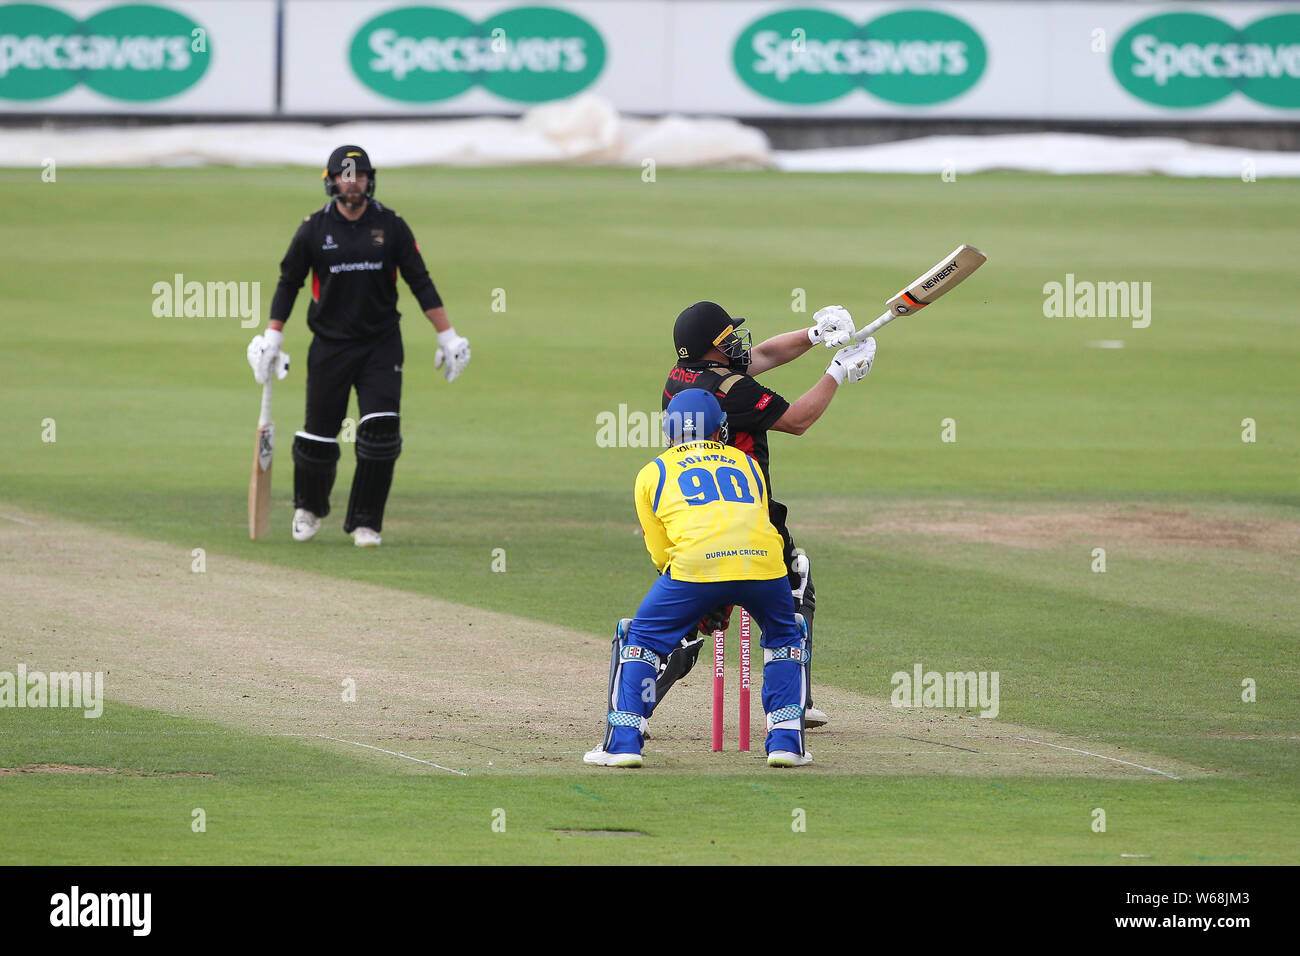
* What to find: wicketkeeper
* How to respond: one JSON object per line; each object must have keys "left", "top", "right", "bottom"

{"left": 246, "top": 145, "right": 470, "bottom": 546}
{"left": 586, "top": 389, "right": 820, "bottom": 768}
{"left": 652, "top": 301, "right": 875, "bottom": 725}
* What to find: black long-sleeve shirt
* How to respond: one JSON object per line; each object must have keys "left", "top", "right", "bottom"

{"left": 662, "top": 360, "right": 790, "bottom": 499}
{"left": 270, "top": 199, "right": 442, "bottom": 342}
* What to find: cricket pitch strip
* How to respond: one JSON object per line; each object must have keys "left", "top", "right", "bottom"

{"left": 1, "top": 507, "right": 1201, "bottom": 780}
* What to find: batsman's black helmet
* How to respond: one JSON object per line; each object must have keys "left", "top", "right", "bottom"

{"left": 323, "top": 145, "right": 376, "bottom": 200}
{"left": 673, "top": 301, "right": 752, "bottom": 370}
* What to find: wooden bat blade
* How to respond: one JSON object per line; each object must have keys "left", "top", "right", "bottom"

{"left": 889, "top": 244, "right": 987, "bottom": 315}
{"left": 894, "top": 243, "right": 982, "bottom": 314}
{"left": 855, "top": 244, "right": 987, "bottom": 341}
{"left": 248, "top": 422, "right": 274, "bottom": 540}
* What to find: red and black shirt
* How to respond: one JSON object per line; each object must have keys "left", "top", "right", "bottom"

{"left": 270, "top": 200, "right": 442, "bottom": 342}
{"left": 662, "top": 361, "right": 790, "bottom": 497}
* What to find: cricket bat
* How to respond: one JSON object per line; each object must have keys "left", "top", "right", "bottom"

{"left": 248, "top": 379, "right": 275, "bottom": 540}
{"left": 853, "top": 244, "right": 987, "bottom": 342}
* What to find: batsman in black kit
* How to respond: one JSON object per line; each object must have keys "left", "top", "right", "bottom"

{"left": 651, "top": 300, "right": 879, "bottom": 728}
{"left": 246, "top": 145, "right": 471, "bottom": 546}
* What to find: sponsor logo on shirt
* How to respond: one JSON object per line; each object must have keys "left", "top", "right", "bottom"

{"left": 705, "top": 549, "right": 769, "bottom": 560}
{"left": 327, "top": 261, "right": 385, "bottom": 274}
{"left": 323, "top": 233, "right": 338, "bottom": 250}
{"left": 756, "top": 393, "right": 772, "bottom": 409}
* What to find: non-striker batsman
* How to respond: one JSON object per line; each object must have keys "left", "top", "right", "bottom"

{"left": 246, "top": 145, "right": 471, "bottom": 546}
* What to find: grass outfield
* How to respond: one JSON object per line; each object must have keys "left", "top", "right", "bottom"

{"left": 1, "top": 166, "right": 1297, "bottom": 864}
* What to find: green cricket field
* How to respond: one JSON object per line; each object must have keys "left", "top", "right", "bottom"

{"left": 1, "top": 166, "right": 1296, "bottom": 864}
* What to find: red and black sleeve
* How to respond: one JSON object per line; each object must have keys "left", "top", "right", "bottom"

{"left": 393, "top": 216, "right": 443, "bottom": 312}
{"left": 720, "top": 375, "right": 789, "bottom": 433}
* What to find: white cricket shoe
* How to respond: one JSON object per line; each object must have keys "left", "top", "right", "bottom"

{"left": 767, "top": 750, "right": 813, "bottom": 768}
{"left": 583, "top": 746, "right": 642, "bottom": 768}
{"left": 805, "top": 706, "right": 829, "bottom": 728}
{"left": 291, "top": 509, "right": 321, "bottom": 542}
{"left": 352, "top": 527, "right": 382, "bottom": 547}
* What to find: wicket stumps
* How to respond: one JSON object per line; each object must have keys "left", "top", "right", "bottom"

{"left": 712, "top": 607, "right": 753, "bottom": 752}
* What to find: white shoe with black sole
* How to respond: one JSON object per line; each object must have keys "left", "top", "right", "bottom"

{"left": 805, "top": 706, "right": 829, "bottom": 728}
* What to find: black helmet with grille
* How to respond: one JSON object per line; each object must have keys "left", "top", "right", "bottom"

{"left": 672, "top": 301, "right": 751, "bottom": 370}
{"left": 322, "top": 145, "right": 376, "bottom": 200}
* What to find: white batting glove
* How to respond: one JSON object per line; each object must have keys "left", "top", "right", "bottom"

{"left": 808, "top": 305, "right": 856, "bottom": 349}
{"left": 247, "top": 329, "right": 289, "bottom": 384}
{"left": 434, "top": 328, "right": 471, "bottom": 383}
{"left": 827, "top": 336, "right": 876, "bottom": 385}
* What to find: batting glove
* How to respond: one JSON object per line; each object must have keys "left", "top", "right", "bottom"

{"left": 247, "top": 329, "right": 289, "bottom": 384}
{"left": 435, "top": 328, "right": 471, "bottom": 383}
{"left": 827, "top": 336, "right": 876, "bottom": 385}
{"left": 808, "top": 305, "right": 855, "bottom": 349}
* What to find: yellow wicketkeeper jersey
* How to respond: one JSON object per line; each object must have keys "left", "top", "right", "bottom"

{"left": 634, "top": 440, "right": 787, "bottom": 582}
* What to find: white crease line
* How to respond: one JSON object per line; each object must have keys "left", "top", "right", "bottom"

{"left": 0, "top": 514, "right": 38, "bottom": 526}
{"left": 1012, "top": 736, "right": 1181, "bottom": 779}
{"left": 313, "top": 734, "right": 468, "bottom": 776}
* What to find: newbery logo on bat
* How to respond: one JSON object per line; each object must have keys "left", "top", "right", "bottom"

{"left": 920, "top": 260, "right": 960, "bottom": 290}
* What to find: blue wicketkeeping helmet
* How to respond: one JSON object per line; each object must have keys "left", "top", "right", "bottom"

{"left": 663, "top": 388, "right": 727, "bottom": 446}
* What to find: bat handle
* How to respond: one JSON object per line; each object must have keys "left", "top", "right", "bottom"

{"left": 854, "top": 309, "right": 895, "bottom": 343}
{"left": 258, "top": 379, "right": 274, "bottom": 428}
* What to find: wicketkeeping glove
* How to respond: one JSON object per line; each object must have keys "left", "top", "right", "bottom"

{"left": 434, "top": 328, "right": 471, "bottom": 383}
{"left": 827, "top": 336, "right": 876, "bottom": 385}
{"left": 697, "top": 604, "right": 735, "bottom": 636}
{"left": 247, "top": 329, "right": 290, "bottom": 384}
{"left": 808, "top": 305, "right": 855, "bottom": 349}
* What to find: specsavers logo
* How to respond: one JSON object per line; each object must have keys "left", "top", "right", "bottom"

{"left": 0, "top": 2, "right": 210, "bottom": 102}
{"left": 1113, "top": 12, "right": 1300, "bottom": 109}
{"left": 734, "top": 7, "right": 986, "bottom": 105}
{"left": 350, "top": 4, "right": 605, "bottom": 103}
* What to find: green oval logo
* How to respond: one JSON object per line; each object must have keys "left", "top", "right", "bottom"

{"left": 1239, "top": 14, "right": 1300, "bottom": 109}
{"left": 860, "top": 9, "right": 987, "bottom": 105}
{"left": 0, "top": 3, "right": 79, "bottom": 100}
{"left": 1113, "top": 12, "right": 1300, "bottom": 109}
{"left": 733, "top": 7, "right": 986, "bottom": 106}
{"left": 0, "top": 2, "right": 210, "bottom": 102}
{"left": 350, "top": 4, "right": 605, "bottom": 104}
{"left": 479, "top": 7, "right": 604, "bottom": 103}
{"left": 733, "top": 8, "right": 859, "bottom": 105}
{"left": 349, "top": 6, "right": 477, "bottom": 104}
